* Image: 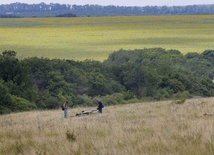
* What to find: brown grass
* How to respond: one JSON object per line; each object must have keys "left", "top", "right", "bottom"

{"left": 1, "top": 97, "right": 214, "bottom": 155}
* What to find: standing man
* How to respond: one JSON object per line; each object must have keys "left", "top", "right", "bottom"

{"left": 63, "top": 101, "right": 68, "bottom": 118}
{"left": 97, "top": 100, "right": 104, "bottom": 113}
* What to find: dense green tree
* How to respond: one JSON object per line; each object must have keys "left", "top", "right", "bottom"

{"left": 0, "top": 51, "right": 37, "bottom": 101}
{"left": 0, "top": 79, "right": 13, "bottom": 114}
{"left": 122, "top": 64, "right": 145, "bottom": 98}
{"left": 1, "top": 48, "right": 214, "bottom": 114}
{"left": 201, "top": 50, "right": 214, "bottom": 64}
{"left": 0, "top": 51, "right": 20, "bottom": 82}
{"left": 87, "top": 71, "right": 108, "bottom": 97}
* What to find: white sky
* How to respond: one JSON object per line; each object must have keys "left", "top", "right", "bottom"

{"left": 0, "top": 0, "right": 213, "bottom": 6}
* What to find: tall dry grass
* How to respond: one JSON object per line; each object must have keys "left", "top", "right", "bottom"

{"left": 1, "top": 97, "right": 214, "bottom": 155}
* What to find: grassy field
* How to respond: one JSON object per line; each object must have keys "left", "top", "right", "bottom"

{"left": 1, "top": 97, "right": 214, "bottom": 154}
{"left": 0, "top": 15, "right": 214, "bottom": 61}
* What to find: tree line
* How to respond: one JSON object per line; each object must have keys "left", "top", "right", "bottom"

{"left": 0, "top": 3, "right": 214, "bottom": 17}
{"left": 0, "top": 48, "right": 214, "bottom": 114}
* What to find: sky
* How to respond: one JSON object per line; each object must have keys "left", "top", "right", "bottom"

{"left": 0, "top": 0, "right": 213, "bottom": 6}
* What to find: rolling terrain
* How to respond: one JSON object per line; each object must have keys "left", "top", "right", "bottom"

{"left": 1, "top": 15, "right": 214, "bottom": 61}
{"left": 1, "top": 97, "right": 214, "bottom": 154}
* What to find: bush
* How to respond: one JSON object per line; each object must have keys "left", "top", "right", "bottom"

{"left": 122, "top": 91, "right": 135, "bottom": 100}
{"left": 155, "top": 89, "right": 170, "bottom": 100}
{"left": 96, "top": 93, "right": 125, "bottom": 106}
{"left": 77, "top": 94, "right": 93, "bottom": 107}
{"left": 11, "top": 95, "right": 37, "bottom": 111}
{"left": 43, "top": 96, "right": 60, "bottom": 109}
{"left": 0, "top": 106, "right": 12, "bottom": 114}
{"left": 171, "top": 91, "right": 191, "bottom": 100}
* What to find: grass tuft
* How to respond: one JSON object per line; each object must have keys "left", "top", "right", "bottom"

{"left": 66, "top": 130, "right": 77, "bottom": 142}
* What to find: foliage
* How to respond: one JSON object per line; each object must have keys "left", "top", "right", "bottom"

{"left": 0, "top": 48, "right": 214, "bottom": 114}
{"left": 0, "top": 79, "right": 37, "bottom": 114}
{"left": 0, "top": 79, "right": 13, "bottom": 114}
{"left": 10, "top": 95, "right": 37, "bottom": 111}
{"left": 56, "top": 13, "right": 77, "bottom": 17}
{"left": 0, "top": 14, "right": 21, "bottom": 18}
{"left": 1, "top": 3, "right": 214, "bottom": 17}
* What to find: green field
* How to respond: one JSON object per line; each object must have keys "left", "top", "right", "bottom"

{"left": 1, "top": 15, "right": 214, "bottom": 61}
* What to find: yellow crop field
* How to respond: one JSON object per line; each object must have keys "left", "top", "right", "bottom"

{"left": 1, "top": 97, "right": 214, "bottom": 154}
{"left": 0, "top": 15, "right": 214, "bottom": 61}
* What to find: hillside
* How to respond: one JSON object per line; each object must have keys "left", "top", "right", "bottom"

{"left": 1, "top": 97, "right": 214, "bottom": 154}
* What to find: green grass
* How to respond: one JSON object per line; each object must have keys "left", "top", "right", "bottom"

{"left": 1, "top": 15, "right": 214, "bottom": 61}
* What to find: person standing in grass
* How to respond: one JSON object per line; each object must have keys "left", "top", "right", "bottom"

{"left": 97, "top": 100, "right": 104, "bottom": 113}
{"left": 62, "top": 101, "right": 68, "bottom": 118}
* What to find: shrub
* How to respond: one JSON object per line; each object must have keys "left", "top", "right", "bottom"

{"left": 43, "top": 96, "right": 60, "bottom": 109}
{"left": 10, "top": 95, "right": 37, "bottom": 111}
{"left": 66, "top": 130, "right": 77, "bottom": 142}
{"left": 0, "top": 105, "right": 12, "bottom": 114}
{"left": 172, "top": 91, "right": 191, "bottom": 100}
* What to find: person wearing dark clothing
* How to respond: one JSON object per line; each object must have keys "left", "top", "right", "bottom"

{"left": 63, "top": 101, "right": 68, "bottom": 118}
{"left": 97, "top": 100, "right": 104, "bottom": 113}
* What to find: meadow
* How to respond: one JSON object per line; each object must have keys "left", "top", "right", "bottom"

{"left": 1, "top": 97, "right": 214, "bottom": 154}
{"left": 1, "top": 15, "right": 214, "bottom": 61}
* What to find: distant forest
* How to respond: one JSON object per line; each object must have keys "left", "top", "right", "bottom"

{"left": 0, "top": 3, "right": 214, "bottom": 17}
